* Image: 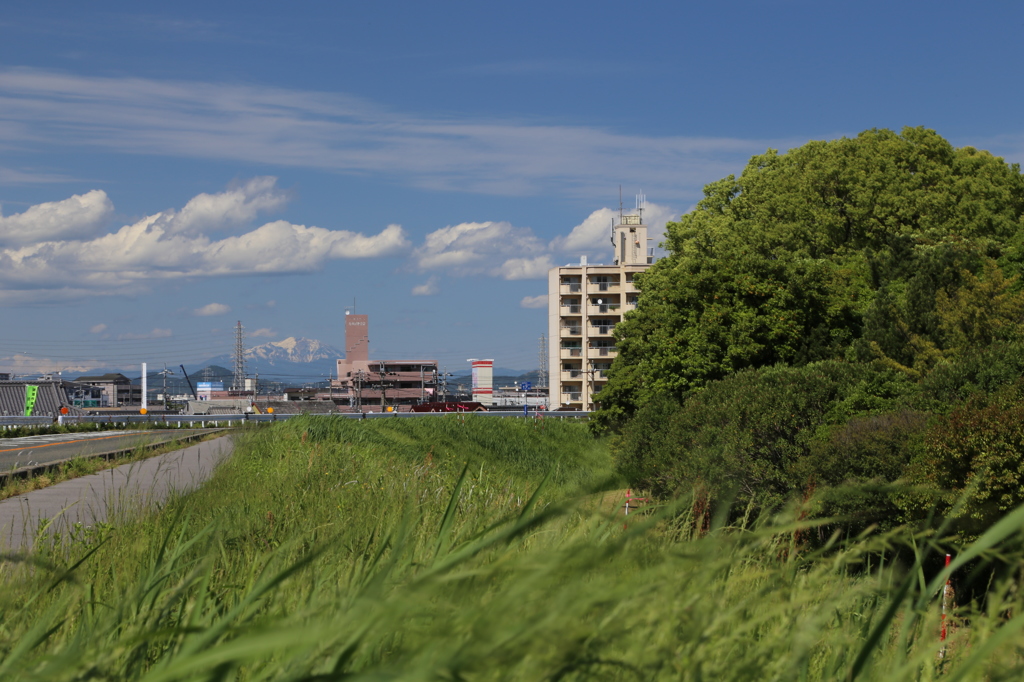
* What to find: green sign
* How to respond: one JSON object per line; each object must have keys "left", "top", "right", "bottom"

{"left": 24, "top": 385, "right": 38, "bottom": 417}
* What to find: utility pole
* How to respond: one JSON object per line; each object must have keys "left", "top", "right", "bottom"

{"left": 354, "top": 370, "right": 364, "bottom": 412}
{"left": 158, "top": 365, "right": 174, "bottom": 410}
{"left": 438, "top": 367, "right": 452, "bottom": 402}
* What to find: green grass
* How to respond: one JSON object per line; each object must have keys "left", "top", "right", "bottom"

{"left": 0, "top": 415, "right": 1023, "bottom": 680}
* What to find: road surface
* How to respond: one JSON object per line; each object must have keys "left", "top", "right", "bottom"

{"left": 0, "top": 434, "right": 234, "bottom": 550}
{"left": 0, "top": 429, "right": 219, "bottom": 472}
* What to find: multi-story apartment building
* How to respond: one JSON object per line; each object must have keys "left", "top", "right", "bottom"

{"left": 547, "top": 212, "right": 653, "bottom": 410}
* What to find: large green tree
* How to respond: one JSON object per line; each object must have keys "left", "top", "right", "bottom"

{"left": 597, "top": 127, "right": 1024, "bottom": 428}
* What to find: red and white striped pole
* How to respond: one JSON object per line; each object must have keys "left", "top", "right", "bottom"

{"left": 940, "top": 553, "right": 952, "bottom": 659}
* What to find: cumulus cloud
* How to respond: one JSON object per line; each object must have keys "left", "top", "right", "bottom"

{"left": 414, "top": 221, "right": 547, "bottom": 279}
{"left": 89, "top": 323, "right": 107, "bottom": 334}
{"left": 0, "top": 190, "right": 113, "bottom": 246}
{"left": 411, "top": 201, "right": 676, "bottom": 283}
{"left": 118, "top": 328, "right": 172, "bottom": 340}
{"left": 520, "top": 295, "right": 547, "bottom": 309}
{"left": 0, "top": 353, "right": 95, "bottom": 374}
{"left": 497, "top": 256, "right": 554, "bottom": 280}
{"left": 411, "top": 276, "right": 440, "bottom": 296}
{"left": 169, "top": 176, "right": 289, "bottom": 235}
{"left": 550, "top": 201, "right": 676, "bottom": 255}
{"left": 194, "top": 302, "right": 231, "bottom": 316}
{"left": 0, "top": 178, "right": 411, "bottom": 302}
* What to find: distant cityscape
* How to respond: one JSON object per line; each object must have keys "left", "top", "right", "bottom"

{"left": 2, "top": 205, "right": 653, "bottom": 417}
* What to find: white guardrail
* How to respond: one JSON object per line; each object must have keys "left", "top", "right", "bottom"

{"left": 0, "top": 411, "right": 592, "bottom": 428}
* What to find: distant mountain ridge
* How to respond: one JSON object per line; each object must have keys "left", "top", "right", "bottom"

{"left": 244, "top": 337, "right": 343, "bottom": 365}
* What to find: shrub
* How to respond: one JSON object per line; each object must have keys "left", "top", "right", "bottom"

{"left": 615, "top": 361, "right": 912, "bottom": 507}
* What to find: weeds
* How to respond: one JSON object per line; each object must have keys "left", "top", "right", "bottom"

{"left": 0, "top": 416, "right": 1020, "bottom": 679}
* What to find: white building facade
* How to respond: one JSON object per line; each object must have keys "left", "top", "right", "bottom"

{"left": 547, "top": 212, "right": 653, "bottom": 411}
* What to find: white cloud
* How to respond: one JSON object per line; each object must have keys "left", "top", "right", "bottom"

{"left": 89, "top": 323, "right": 107, "bottom": 334}
{"left": 520, "top": 295, "right": 547, "bottom": 309}
{"left": 249, "top": 327, "right": 276, "bottom": 338}
{"left": 549, "top": 208, "right": 617, "bottom": 254}
{"left": 0, "top": 353, "right": 95, "bottom": 374}
{"left": 411, "top": 276, "right": 440, "bottom": 296}
{"left": 0, "top": 190, "right": 113, "bottom": 246}
{"left": 550, "top": 201, "right": 676, "bottom": 255}
{"left": 0, "top": 68, "right": 788, "bottom": 200}
{"left": 498, "top": 256, "right": 554, "bottom": 280}
{"left": 414, "top": 221, "right": 547, "bottom": 277}
{"left": 411, "top": 201, "right": 676, "bottom": 284}
{"left": 194, "top": 302, "right": 231, "bottom": 316}
{"left": 118, "top": 328, "right": 172, "bottom": 340}
{"left": 0, "top": 179, "right": 411, "bottom": 302}
{"left": 171, "top": 176, "right": 289, "bottom": 235}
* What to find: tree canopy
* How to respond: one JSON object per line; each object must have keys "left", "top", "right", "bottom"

{"left": 596, "top": 127, "right": 1024, "bottom": 428}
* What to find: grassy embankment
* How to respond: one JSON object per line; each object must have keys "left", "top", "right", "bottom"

{"left": 1, "top": 415, "right": 1024, "bottom": 679}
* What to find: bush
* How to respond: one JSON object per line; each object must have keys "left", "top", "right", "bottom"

{"left": 901, "top": 380, "right": 1024, "bottom": 538}
{"left": 615, "top": 361, "right": 913, "bottom": 507}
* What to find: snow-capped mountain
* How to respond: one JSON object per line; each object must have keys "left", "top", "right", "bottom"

{"left": 244, "top": 337, "right": 343, "bottom": 365}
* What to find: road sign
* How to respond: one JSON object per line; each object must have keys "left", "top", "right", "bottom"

{"left": 520, "top": 381, "right": 532, "bottom": 391}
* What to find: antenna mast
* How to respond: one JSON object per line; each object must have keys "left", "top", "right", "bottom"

{"left": 636, "top": 192, "right": 646, "bottom": 224}
{"left": 232, "top": 320, "right": 247, "bottom": 391}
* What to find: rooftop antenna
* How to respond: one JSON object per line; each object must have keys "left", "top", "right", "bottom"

{"left": 636, "top": 192, "right": 646, "bottom": 224}
{"left": 619, "top": 185, "right": 623, "bottom": 224}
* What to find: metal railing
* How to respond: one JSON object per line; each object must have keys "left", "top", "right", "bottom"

{"left": 0, "top": 411, "right": 593, "bottom": 428}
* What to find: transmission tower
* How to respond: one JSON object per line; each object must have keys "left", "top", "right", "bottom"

{"left": 538, "top": 333, "right": 548, "bottom": 389}
{"left": 232, "top": 320, "right": 247, "bottom": 391}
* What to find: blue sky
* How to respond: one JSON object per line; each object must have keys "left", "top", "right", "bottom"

{"left": 2, "top": 0, "right": 1023, "bottom": 379}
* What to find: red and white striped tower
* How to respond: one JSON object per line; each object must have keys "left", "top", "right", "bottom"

{"left": 467, "top": 359, "right": 493, "bottom": 406}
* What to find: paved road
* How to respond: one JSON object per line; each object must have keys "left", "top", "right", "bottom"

{"left": 0, "top": 429, "right": 219, "bottom": 471}
{"left": 0, "top": 435, "right": 234, "bottom": 550}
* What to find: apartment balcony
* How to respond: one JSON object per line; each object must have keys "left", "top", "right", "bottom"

{"left": 589, "top": 325, "right": 614, "bottom": 336}
{"left": 588, "top": 304, "right": 621, "bottom": 315}
{"left": 561, "top": 393, "right": 583, "bottom": 404}
{"left": 589, "top": 346, "right": 618, "bottom": 358}
{"left": 588, "top": 281, "right": 620, "bottom": 293}
{"left": 561, "top": 304, "right": 582, "bottom": 315}
{"left": 560, "top": 283, "right": 582, "bottom": 293}
{"left": 561, "top": 369, "right": 584, "bottom": 381}
{"left": 560, "top": 326, "right": 582, "bottom": 338}
{"left": 560, "top": 347, "right": 583, "bottom": 359}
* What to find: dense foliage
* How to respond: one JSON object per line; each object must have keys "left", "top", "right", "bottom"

{"left": 600, "top": 127, "right": 1024, "bottom": 538}
{"left": 598, "top": 127, "right": 1024, "bottom": 427}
